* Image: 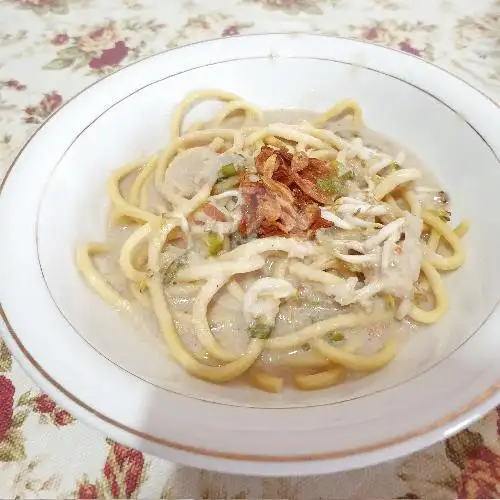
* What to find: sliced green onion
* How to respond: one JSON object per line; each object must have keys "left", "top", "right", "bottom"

{"left": 384, "top": 294, "right": 395, "bottom": 309}
{"left": 205, "top": 232, "right": 224, "bottom": 256}
{"left": 330, "top": 331, "right": 345, "bottom": 342}
{"left": 138, "top": 270, "right": 154, "bottom": 292}
{"left": 346, "top": 263, "right": 363, "bottom": 273}
{"left": 248, "top": 323, "right": 272, "bottom": 340}
{"left": 317, "top": 177, "right": 345, "bottom": 196}
{"left": 317, "top": 171, "right": 354, "bottom": 197}
{"left": 218, "top": 163, "right": 237, "bottom": 179}
{"left": 162, "top": 254, "right": 187, "bottom": 285}
{"left": 340, "top": 171, "right": 354, "bottom": 181}
{"left": 430, "top": 208, "right": 451, "bottom": 222}
{"left": 212, "top": 176, "right": 240, "bottom": 195}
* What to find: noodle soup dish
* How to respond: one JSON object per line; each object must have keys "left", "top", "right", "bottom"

{"left": 3, "top": 34, "right": 500, "bottom": 475}
{"left": 75, "top": 91, "right": 468, "bottom": 395}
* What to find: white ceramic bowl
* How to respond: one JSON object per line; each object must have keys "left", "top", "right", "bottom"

{"left": 1, "top": 34, "right": 500, "bottom": 476}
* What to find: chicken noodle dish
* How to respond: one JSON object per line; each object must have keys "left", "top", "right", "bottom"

{"left": 76, "top": 90, "right": 468, "bottom": 393}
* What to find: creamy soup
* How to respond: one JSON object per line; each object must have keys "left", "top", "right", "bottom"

{"left": 76, "top": 91, "right": 467, "bottom": 393}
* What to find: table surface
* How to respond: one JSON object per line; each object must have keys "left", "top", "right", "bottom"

{"left": 0, "top": 0, "right": 499, "bottom": 498}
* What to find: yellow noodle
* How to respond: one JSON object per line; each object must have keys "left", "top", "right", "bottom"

{"left": 254, "top": 139, "right": 265, "bottom": 152}
{"left": 149, "top": 276, "right": 263, "bottom": 383}
{"left": 250, "top": 371, "right": 284, "bottom": 393}
{"left": 284, "top": 338, "right": 362, "bottom": 371}
{"left": 128, "top": 281, "right": 151, "bottom": 309}
{"left": 385, "top": 195, "right": 405, "bottom": 217}
{"left": 219, "top": 237, "right": 314, "bottom": 262}
{"left": 119, "top": 223, "right": 152, "bottom": 282}
{"left": 288, "top": 261, "right": 344, "bottom": 285}
{"left": 282, "top": 351, "right": 332, "bottom": 370}
{"left": 409, "top": 260, "right": 449, "bottom": 324}
{"left": 428, "top": 218, "right": 468, "bottom": 252}
{"left": 208, "top": 137, "right": 225, "bottom": 152}
{"left": 129, "top": 156, "right": 157, "bottom": 207}
{"left": 264, "top": 136, "right": 293, "bottom": 151}
{"left": 193, "top": 277, "right": 239, "bottom": 362}
{"left": 423, "top": 211, "right": 465, "bottom": 271}
{"left": 308, "top": 149, "right": 337, "bottom": 160}
{"left": 170, "top": 89, "right": 247, "bottom": 140}
{"left": 76, "top": 243, "right": 131, "bottom": 311}
{"left": 132, "top": 244, "right": 149, "bottom": 270}
{"left": 246, "top": 125, "right": 328, "bottom": 150}
{"left": 139, "top": 173, "right": 152, "bottom": 210}
{"left": 373, "top": 169, "right": 421, "bottom": 200}
{"left": 148, "top": 219, "right": 181, "bottom": 273}
{"left": 312, "top": 338, "right": 397, "bottom": 372}
{"left": 454, "top": 219, "right": 470, "bottom": 238}
{"left": 266, "top": 310, "right": 393, "bottom": 350}
{"left": 428, "top": 229, "right": 440, "bottom": 252}
{"left": 298, "top": 118, "right": 346, "bottom": 147}
{"left": 108, "top": 164, "right": 160, "bottom": 224}
{"left": 312, "top": 99, "right": 363, "bottom": 128}
{"left": 207, "top": 100, "right": 263, "bottom": 128}
{"left": 293, "top": 366, "right": 345, "bottom": 391}
{"left": 404, "top": 190, "right": 421, "bottom": 218}
{"left": 177, "top": 256, "right": 265, "bottom": 282}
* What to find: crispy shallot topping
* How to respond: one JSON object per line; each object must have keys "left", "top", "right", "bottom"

{"left": 240, "top": 147, "right": 335, "bottom": 238}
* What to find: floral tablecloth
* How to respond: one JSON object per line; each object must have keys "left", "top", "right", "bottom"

{"left": 0, "top": 0, "right": 499, "bottom": 498}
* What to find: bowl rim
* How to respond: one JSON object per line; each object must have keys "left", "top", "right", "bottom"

{"left": 1, "top": 32, "right": 500, "bottom": 474}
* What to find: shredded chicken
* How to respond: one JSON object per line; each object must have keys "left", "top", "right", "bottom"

{"left": 243, "top": 277, "right": 297, "bottom": 326}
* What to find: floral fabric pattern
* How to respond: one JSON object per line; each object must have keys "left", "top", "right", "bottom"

{"left": 7, "top": 0, "right": 70, "bottom": 15}
{"left": 73, "top": 440, "right": 146, "bottom": 499}
{"left": 0, "top": 375, "right": 26, "bottom": 463}
{"left": 24, "top": 91, "right": 63, "bottom": 124}
{"left": 243, "top": 0, "right": 325, "bottom": 15}
{"left": 0, "top": 0, "right": 499, "bottom": 498}
{"left": 45, "top": 22, "right": 130, "bottom": 73}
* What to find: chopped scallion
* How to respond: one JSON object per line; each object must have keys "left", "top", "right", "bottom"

{"left": 430, "top": 208, "right": 451, "bottom": 222}
{"left": 218, "top": 163, "right": 237, "bottom": 179}
{"left": 205, "top": 232, "right": 224, "bottom": 256}
{"left": 384, "top": 294, "right": 395, "bottom": 309}
{"left": 248, "top": 323, "right": 273, "bottom": 340}
{"left": 162, "top": 254, "right": 187, "bottom": 285}
{"left": 317, "top": 177, "right": 345, "bottom": 196}
{"left": 330, "top": 331, "right": 345, "bottom": 342}
{"left": 340, "top": 171, "right": 354, "bottom": 181}
{"left": 317, "top": 171, "right": 354, "bottom": 197}
{"left": 330, "top": 159, "right": 340, "bottom": 174}
{"left": 212, "top": 176, "right": 240, "bottom": 195}
{"left": 138, "top": 270, "right": 154, "bottom": 293}
{"left": 346, "top": 263, "right": 363, "bottom": 273}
